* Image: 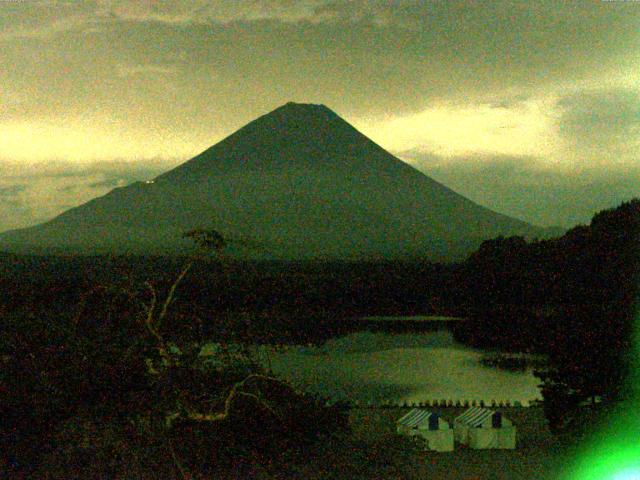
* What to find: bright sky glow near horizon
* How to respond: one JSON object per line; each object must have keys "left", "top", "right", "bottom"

{"left": 1, "top": 0, "right": 640, "bottom": 230}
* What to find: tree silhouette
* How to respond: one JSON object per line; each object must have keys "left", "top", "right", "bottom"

{"left": 457, "top": 199, "right": 640, "bottom": 431}
{"left": 527, "top": 200, "right": 639, "bottom": 431}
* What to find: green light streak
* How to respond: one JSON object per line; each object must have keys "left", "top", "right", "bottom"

{"left": 612, "top": 468, "right": 640, "bottom": 480}
{"left": 566, "top": 307, "right": 640, "bottom": 480}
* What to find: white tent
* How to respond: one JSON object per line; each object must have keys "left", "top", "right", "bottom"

{"left": 453, "top": 407, "right": 516, "bottom": 449}
{"left": 396, "top": 409, "right": 454, "bottom": 452}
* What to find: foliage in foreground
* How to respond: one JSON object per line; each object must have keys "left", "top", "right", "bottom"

{"left": 0, "top": 230, "right": 350, "bottom": 478}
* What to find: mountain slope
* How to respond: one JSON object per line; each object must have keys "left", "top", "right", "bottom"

{"left": 0, "top": 102, "right": 556, "bottom": 260}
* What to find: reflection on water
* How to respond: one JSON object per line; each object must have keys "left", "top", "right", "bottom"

{"left": 261, "top": 331, "right": 543, "bottom": 404}
{"left": 318, "top": 330, "right": 458, "bottom": 354}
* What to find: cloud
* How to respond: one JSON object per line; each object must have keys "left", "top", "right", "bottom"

{"left": 2, "top": 0, "right": 639, "bottom": 127}
{"left": 558, "top": 87, "right": 640, "bottom": 142}
{"left": 0, "top": 0, "right": 415, "bottom": 37}
{"left": 115, "top": 63, "right": 178, "bottom": 77}
{"left": 0, "top": 185, "right": 27, "bottom": 196}
{"left": 0, "top": 120, "right": 206, "bottom": 163}
{"left": 353, "top": 96, "right": 560, "bottom": 158}
{"left": 0, "top": 0, "right": 337, "bottom": 39}
{"left": 88, "top": 178, "right": 129, "bottom": 189}
{"left": 554, "top": 87, "right": 640, "bottom": 169}
{"left": 95, "top": 0, "right": 332, "bottom": 25}
{"left": 1, "top": 158, "right": 178, "bottom": 180}
{"left": 0, "top": 159, "right": 177, "bottom": 232}
{"left": 0, "top": 185, "right": 27, "bottom": 218}
{"left": 402, "top": 150, "right": 640, "bottom": 227}
{"left": 0, "top": 1, "right": 103, "bottom": 42}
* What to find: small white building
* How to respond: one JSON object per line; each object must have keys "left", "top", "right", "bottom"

{"left": 396, "top": 409, "right": 454, "bottom": 452}
{"left": 453, "top": 407, "right": 516, "bottom": 449}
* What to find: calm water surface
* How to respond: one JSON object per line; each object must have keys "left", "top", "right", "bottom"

{"left": 261, "top": 331, "right": 543, "bottom": 405}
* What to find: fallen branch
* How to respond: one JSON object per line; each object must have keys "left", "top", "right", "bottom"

{"left": 167, "top": 374, "right": 296, "bottom": 427}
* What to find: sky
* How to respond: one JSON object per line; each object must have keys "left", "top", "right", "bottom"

{"left": 1, "top": 0, "right": 639, "bottom": 231}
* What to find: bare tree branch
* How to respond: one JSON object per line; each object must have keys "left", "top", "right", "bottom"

{"left": 169, "top": 374, "right": 295, "bottom": 426}
{"left": 140, "top": 281, "right": 174, "bottom": 367}
{"left": 157, "top": 261, "right": 194, "bottom": 329}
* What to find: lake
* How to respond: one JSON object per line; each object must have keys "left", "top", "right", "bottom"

{"left": 259, "top": 330, "right": 544, "bottom": 405}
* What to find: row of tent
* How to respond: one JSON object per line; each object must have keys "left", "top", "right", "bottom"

{"left": 396, "top": 407, "right": 516, "bottom": 452}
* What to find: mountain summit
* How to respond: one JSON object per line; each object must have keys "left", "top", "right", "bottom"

{"left": 155, "top": 101, "right": 397, "bottom": 182}
{"left": 0, "top": 102, "right": 554, "bottom": 260}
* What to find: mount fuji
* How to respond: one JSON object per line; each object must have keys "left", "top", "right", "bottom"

{"left": 0, "top": 102, "right": 556, "bottom": 260}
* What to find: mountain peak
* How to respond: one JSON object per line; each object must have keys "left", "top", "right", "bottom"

{"left": 279, "top": 101, "right": 332, "bottom": 111}
{"left": 263, "top": 101, "right": 338, "bottom": 123}
{"left": 283, "top": 101, "right": 325, "bottom": 108}
{"left": 151, "top": 101, "right": 367, "bottom": 183}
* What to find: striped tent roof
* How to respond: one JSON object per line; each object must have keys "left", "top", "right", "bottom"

{"left": 454, "top": 407, "right": 495, "bottom": 427}
{"left": 397, "top": 409, "right": 440, "bottom": 428}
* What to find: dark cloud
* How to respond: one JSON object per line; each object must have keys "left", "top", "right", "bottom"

{"left": 58, "top": 184, "right": 84, "bottom": 193}
{"left": 558, "top": 87, "right": 640, "bottom": 145}
{"left": 0, "top": 185, "right": 27, "bottom": 196}
{"left": 1, "top": 159, "right": 175, "bottom": 181}
{"left": 486, "top": 93, "right": 532, "bottom": 110}
{"left": 88, "top": 178, "right": 128, "bottom": 189}
{"left": 2, "top": 1, "right": 638, "bottom": 127}
{"left": 95, "top": 0, "right": 327, "bottom": 25}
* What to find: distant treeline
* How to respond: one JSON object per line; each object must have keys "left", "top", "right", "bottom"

{"left": 454, "top": 198, "right": 639, "bottom": 354}
{"left": 1, "top": 198, "right": 637, "bottom": 354}
{"left": 0, "top": 255, "right": 462, "bottom": 344}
